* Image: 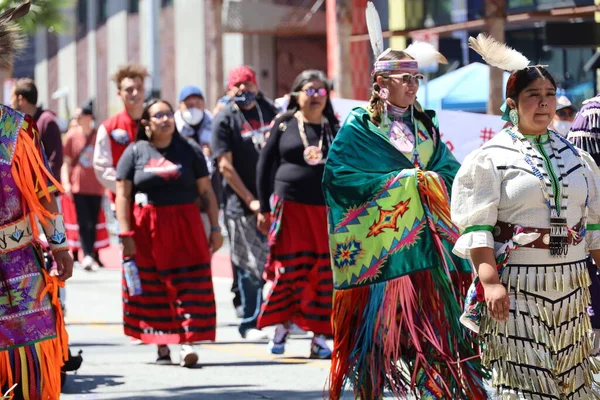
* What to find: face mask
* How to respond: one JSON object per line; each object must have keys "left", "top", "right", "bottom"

{"left": 89, "top": 120, "right": 96, "bottom": 130}
{"left": 234, "top": 91, "right": 257, "bottom": 108}
{"left": 181, "top": 107, "right": 204, "bottom": 126}
{"left": 553, "top": 120, "right": 572, "bottom": 137}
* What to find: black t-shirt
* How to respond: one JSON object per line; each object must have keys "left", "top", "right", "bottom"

{"left": 212, "top": 99, "right": 277, "bottom": 217}
{"left": 116, "top": 135, "right": 209, "bottom": 206}
{"left": 256, "top": 114, "right": 337, "bottom": 212}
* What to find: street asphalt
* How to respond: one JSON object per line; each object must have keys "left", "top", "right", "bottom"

{"left": 60, "top": 266, "right": 337, "bottom": 400}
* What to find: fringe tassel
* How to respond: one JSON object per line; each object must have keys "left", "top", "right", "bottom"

{"left": 481, "top": 261, "right": 600, "bottom": 398}
{"left": 328, "top": 268, "right": 489, "bottom": 399}
{"left": 10, "top": 128, "right": 63, "bottom": 237}
{"left": 0, "top": 269, "right": 68, "bottom": 399}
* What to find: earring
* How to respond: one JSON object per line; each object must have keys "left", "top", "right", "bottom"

{"left": 378, "top": 88, "right": 389, "bottom": 126}
{"left": 145, "top": 126, "right": 152, "bottom": 139}
{"left": 509, "top": 109, "right": 519, "bottom": 126}
{"left": 379, "top": 87, "right": 389, "bottom": 100}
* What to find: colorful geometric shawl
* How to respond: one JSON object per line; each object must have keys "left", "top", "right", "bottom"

{"left": 323, "top": 107, "right": 472, "bottom": 290}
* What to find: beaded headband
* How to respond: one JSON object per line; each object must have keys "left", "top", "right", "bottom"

{"left": 372, "top": 60, "right": 419, "bottom": 76}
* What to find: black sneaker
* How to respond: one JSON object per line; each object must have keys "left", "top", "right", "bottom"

{"left": 156, "top": 345, "right": 171, "bottom": 365}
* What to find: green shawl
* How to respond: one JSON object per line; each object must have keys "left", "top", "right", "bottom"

{"left": 323, "top": 107, "right": 472, "bottom": 290}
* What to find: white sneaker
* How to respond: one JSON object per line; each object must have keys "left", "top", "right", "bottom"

{"left": 82, "top": 255, "right": 97, "bottom": 272}
{"left": 179, "top": 344, "right": 198, "bottom": 368}
{"left": 243, "top": 328, "right": 269, "bottom": 340}
{"left": 288, "top": 323, "right": 307, "bottom": 336}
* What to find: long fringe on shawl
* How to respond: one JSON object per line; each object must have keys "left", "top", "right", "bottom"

{"left": 328, "top": 172, "right": 489, "bottom": 399}
{"left": 0, "top": 268, "right": 68, "bottom": 400}
{"left": 11, "top": 126, "right": 63, "bottom": 236}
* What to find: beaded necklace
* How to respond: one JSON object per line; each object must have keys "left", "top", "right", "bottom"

{"left": 506, "top": 128, "right": 589, "bottom": 256}
{"left": 386, "top": 103, "right": 423, "bottom": 168}
{"left": 294, "top": 111, "right": 328, "bottom": 166}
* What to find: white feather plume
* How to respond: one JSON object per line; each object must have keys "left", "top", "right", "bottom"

{"left": 404, "top": 41, "right": 448, "bottom": 68}
{"left": 468, "top": 33, "right": 530, "bottom": 72}
{"left": 366, "top": 2, "right": 384, "bottom": 58}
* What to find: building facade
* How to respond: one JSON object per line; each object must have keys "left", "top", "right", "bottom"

{"left": 12, "top": 0, "right": 328, "bottom": 122}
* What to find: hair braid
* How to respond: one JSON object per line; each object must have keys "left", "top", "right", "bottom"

{"left": 368, "top": 82, "right": 385, "bottom": 126}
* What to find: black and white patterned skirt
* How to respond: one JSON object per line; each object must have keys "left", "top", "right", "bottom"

{"left": 481, "top": 259, "right": 600, "bottom": 399}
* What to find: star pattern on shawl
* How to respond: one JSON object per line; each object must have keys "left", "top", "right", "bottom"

{"left": 333, "top": 237, "right": 364, "bottom": 271}
{"left": 367, "top": 198, "right": 411, "bottom": 238}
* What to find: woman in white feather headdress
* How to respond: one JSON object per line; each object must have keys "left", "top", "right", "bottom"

{"left": 323, "top": 3, "right": 489, "bottom": 399}
{"left": 452, "top": 33, "right": 600, "bottom": 399}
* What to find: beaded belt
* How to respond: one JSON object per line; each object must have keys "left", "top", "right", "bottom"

{"left": 0, "top": 216, "right": 34, "bottom": 254}
{"left": 493, "top": 220, "right": 582, "bottom": 250}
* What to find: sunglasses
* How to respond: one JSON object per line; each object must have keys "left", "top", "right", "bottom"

{"left": 387, "top": 73, "right": 424, "bottom": 85}
{"left": 150, "top": 111, "right": 174, "bottom": 120}
{"left": 556, "top": 109, "right": 575, "bottom": 119}
{"left": 302, "top": 87, "right": 328, "bottom": 97}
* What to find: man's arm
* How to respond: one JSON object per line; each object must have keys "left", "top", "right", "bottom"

{"left": 93, "top": 124, "right": 117, "bottom": 193}
{"left": 40, "top": 118, "right": 63, "bottom": 178}
{"left": 217, "top": 152, "right": 259, "bottom": 212}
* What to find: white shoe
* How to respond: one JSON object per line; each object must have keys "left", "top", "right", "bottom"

{"left": 82, "top": 255, "right": 97, "bottom": 272}
{"left": 243, "top": 328, "right": 269, "bottom": 340}
{"left": 179, "top": 344, "right": 198, "bottom": 368}
{"left": 288, "top": 323, "right": 307, "bottom": 336}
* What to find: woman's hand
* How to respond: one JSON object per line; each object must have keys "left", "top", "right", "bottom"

{"left": 121, "top": 237, "right": 136, "bottom": 258}
{"left": 257, "top": 212, "right": 271, "bottom": 235}
{"left": 209, "top": 231, "right": 224, "bottom": 253}
{"left": 51, "top": 250, "right": 74, "bottom": 281}
{"left": 483, "top": 282, "right": 510, "bottom": 322}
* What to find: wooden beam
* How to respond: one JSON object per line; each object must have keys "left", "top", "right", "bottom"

{"left": 349, "top": 5, "right": 600, "bottom": 42}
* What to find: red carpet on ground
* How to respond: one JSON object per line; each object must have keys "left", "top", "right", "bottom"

{"left": 97, "top": 244, "right": 233, "bottom": 279}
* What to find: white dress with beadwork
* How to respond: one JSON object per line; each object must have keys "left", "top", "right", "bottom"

{"left": 451, "top": 129, "right": 600, "bottom": 400}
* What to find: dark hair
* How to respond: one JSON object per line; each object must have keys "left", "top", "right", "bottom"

{"left": 287, "top": 69, "right": 339, "bottom": 132}
{"left": 505, "top": 66, "right": 557, "bottom": 103}
{"left": 368, "top": 50, "right": 412, "bottom": 126}
{"left": 136, "top": 98, "right": 175, "bottom": 142}
{"left": 14, "top": 78, "right": 38, "bottom": 105}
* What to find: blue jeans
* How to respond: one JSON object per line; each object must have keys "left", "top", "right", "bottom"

{"left": 237, "top": 268, "right": 264, "bottom": 336}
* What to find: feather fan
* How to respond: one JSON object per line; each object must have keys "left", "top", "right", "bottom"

{"left": 468, "top": 33, "right": 529, "bottom": 72}
{"left": 366, "top": 2, "right": 384, "bottom": 58}
{"left": 404, "top": 41, "right": 448, "bottom": 68}
{"left": 0, "top": 2, "right": 30, "bottom": 68}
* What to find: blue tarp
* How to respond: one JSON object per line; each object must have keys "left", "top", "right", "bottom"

{"left": 417, "top": 62, "right": 510, "bottom": 113}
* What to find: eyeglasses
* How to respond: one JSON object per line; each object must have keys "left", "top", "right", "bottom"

{"left": 150, "top": 111, "right": 174, "bottom": 121}
{"left": 302, "top": 88, "right": 328, "bottom": 97}
{"left": 387, "top": 73, "right": 424, "bottom": 85}
{"left": 556, "top": 109, "right": 575, "bottom": 119}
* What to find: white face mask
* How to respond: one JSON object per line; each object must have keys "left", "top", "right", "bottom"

{"left": 181, "top": 107, "right": 204, "bottom": 126}
{"left": 553, "top": 120, "right": 572, "bottom": 137}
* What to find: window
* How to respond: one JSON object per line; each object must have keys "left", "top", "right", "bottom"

{"left": 128, "top": 0, "right": 139, "bottom": 13}
{"left": 97, "top": 0, "right": 108, "bottom": 24}
{"left": 77, "top": 0, "right": 87, "bottom": 29}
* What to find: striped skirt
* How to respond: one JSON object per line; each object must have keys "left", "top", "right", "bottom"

{"left": 123, "top": 203, "right": 216, "bottom": 344}
{"left": 257, "top": 199, "right": 333, "bottom": 335}
{"left": 482, "top": 259, "right": 600, "bottom": 399}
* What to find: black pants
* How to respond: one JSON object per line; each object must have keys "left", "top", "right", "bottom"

{"left": 73, "top": 194, "right": 103, "bottom": 257}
